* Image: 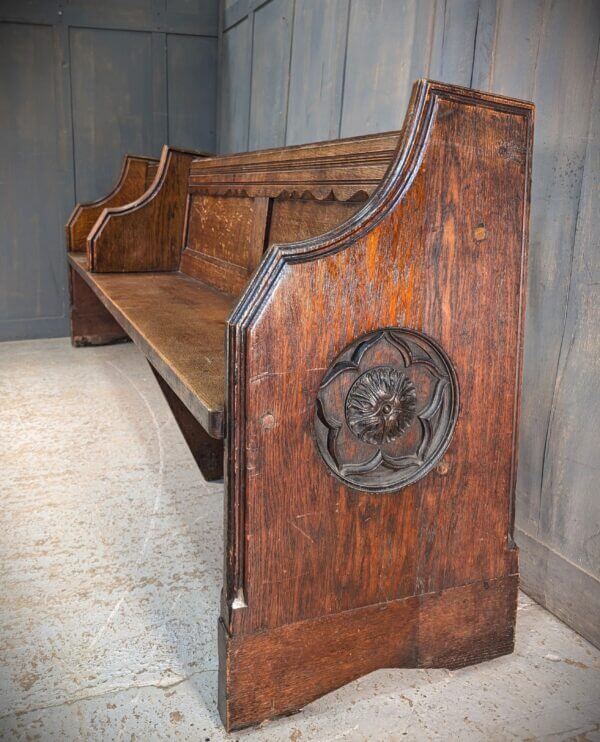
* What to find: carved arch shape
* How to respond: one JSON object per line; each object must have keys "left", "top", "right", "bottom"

{"left": 314, "top": 327, "right": 459, "bottom": 492}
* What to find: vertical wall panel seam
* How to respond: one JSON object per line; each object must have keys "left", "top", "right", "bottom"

{"left": 62, "top": 22, "right": 77, "bottom": 206}
{"left": 532, "top": 0, "right": 566, "bottom": 533}
{"left": 165, "top": 33, "right": 170, "bottom": 144}
{"left": 468, "top": 2, "right": 482, "bottom": 87}
{"left": 246, "top": 9, "right": 256, "bottom": 151}
{"left": 529, "top": 1, "right": 549, "bottom": 103}
{"left": 487, "top": 0, "right": 500, "bottom": 90}
{"left": 216, "top": 0, "right": 225, "bottom": 153}
{"left": 426, "top": 0, "right": 440, "bottom": 77}
{"left": 54, "top": 8, "right": 75, "bottom": 322}
{"left": 337, "top": 0, "right": 352, "bottom": 138}
{"left": 151, "top": 31, "right": 169, "bottom": 153}
{"left": 282, "top": 0, "right": 296, "bottom": 146}
{"left": 441, "top": 0, "right": 448, "bottom": 75}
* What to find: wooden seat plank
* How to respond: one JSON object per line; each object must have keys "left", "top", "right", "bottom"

{"left": 68, "top": 253, "right": 231, "bottom": 437}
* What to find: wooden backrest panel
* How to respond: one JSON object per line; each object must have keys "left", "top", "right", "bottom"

{"left": 267, "top": 199, "right": 363, "bottom": 246}
{"left": 181, "top": 195, "right": 269, "bottom": 295}
{"left": 182, "top": 132, "right": 400, "bottom": 294}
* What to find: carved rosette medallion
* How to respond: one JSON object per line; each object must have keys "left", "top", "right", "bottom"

{"left": 314, "top": 328, "right": 459, "bottom": 492}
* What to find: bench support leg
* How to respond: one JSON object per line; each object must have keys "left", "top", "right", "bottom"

{"left": 69, "top": 266, "right": 129, "bottom": 347}
{"left": 150, "top": 365, "right": 224, "bottom": 482}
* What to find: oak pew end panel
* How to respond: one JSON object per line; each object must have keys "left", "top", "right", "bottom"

{"left": 219, "top": 80, "right": 533, "bottom": 730}
{"left": 66, "top": 153, "right": 159, "bottom": 253}
{"left": 67, "top": 153, "right": 158, "bottom": 347}
{"left": 87, "top": 145, "right": 210, "bottom": 272}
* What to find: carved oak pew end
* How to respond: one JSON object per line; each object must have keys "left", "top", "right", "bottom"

{"left": 65, "top": 79, "right": 534, "bottom": 731}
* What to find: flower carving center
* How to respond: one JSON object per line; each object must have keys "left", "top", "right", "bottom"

{"left": 345, "top": 366, "right": 417, "bottom": 445}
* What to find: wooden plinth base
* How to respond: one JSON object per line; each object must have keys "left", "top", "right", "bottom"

{"left": 70, "top": 265, "right": 129, "bottom": 347}
{"left": 218, "top": 574, "right": 517, "bottom": 731}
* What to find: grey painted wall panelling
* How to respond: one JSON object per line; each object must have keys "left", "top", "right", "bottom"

{"left": 471, "top": 0, "right": 600, "bottom": 645}
{"left": 473, "top": 0, "right": 599, "bottom": 540}
{"left": 285, "top": 0, "right": 350, "bottom": 145}
{"left": 248, "top": 0, "right": 293, "bottom": 150}
{"left": 167, "top": 34, "right": 218, "bottom": 151}
{"left": 219, "top": 17, "right": 253, "bottom": 153}
{"left": 534, "top": 39, "right": 599, "bottom": 573}
{"left": 70, "top": 27, "right": 157, "bottom": 202}
{"left": 0, "top": 23, "right": 67, "bottom": 338}
{"left": 0, "top": 1, "right": 218, "bottom": 341}
{"left": 341, "top": 0, "right": 437, "bottom": 137}
{"left": 428, "top": 0, "right": 480, "bottom": 85}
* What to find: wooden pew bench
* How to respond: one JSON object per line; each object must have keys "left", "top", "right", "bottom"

{"left": 66, "top": 80, "right": 534, "bottom": 731}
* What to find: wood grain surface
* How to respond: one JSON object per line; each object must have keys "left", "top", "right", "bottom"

{"left": 220, "top": 575, "right": 518, "bottom": 729}
{"left": 189, "top": 130, "right": 399, "bottom": 200}
{"left": 181, "top": 195, "right": 269, "bottom": 294}
{"left": 69, "top": 266, "right": 130, "bottom": 347}
{"left": 150, "top": 364, "right": 224, "bottom": 480}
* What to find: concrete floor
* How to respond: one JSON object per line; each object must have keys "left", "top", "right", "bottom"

{"left": 1, "top": 338, "right": 599, "bottom": 742}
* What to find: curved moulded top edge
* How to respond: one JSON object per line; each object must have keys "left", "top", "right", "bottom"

{"left": 229, "top": 79, "right": 534, "bottom": 331}
{"left": 87, "top": 146, "right": 212, "bottom": 243}
{"left": 66, "top": 153, "right": 160, "bottom": 227}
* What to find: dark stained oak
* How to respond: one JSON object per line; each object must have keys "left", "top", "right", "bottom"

{"left": 66, "top": 79, "right": 534, "bottom": 732}
{"left": 188, "top": 130, "right": 400, "bottom": 201}
{"left": 221, "top": 80, "right": 533, "bottom": 729}
{"left": 268, "top": 198, "right": 363, "bottom": 245}
{"left": 66, "top": 154, "right": 158, "bottom": 252}
{"left": 180, "top": 195, "right": 270, "bottom": 295}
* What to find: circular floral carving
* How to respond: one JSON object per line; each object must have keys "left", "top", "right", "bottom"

{"left": 314, "top": 327, "right": 459, "bottom": 492}
{"left": 346, "top": 367, "right": 417, "bottom": 445}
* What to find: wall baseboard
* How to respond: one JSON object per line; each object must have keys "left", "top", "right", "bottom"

{"left": 516, "top": 527, "right": 600, "bottom": 649}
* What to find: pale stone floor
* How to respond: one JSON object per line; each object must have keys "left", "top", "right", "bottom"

{"left": 0, "top": 338, "right": 599, "bottom": 741}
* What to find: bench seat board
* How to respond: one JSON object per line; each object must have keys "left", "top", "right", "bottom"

{"left": 68, "top": 253, "right": 231, "bottom": 437}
